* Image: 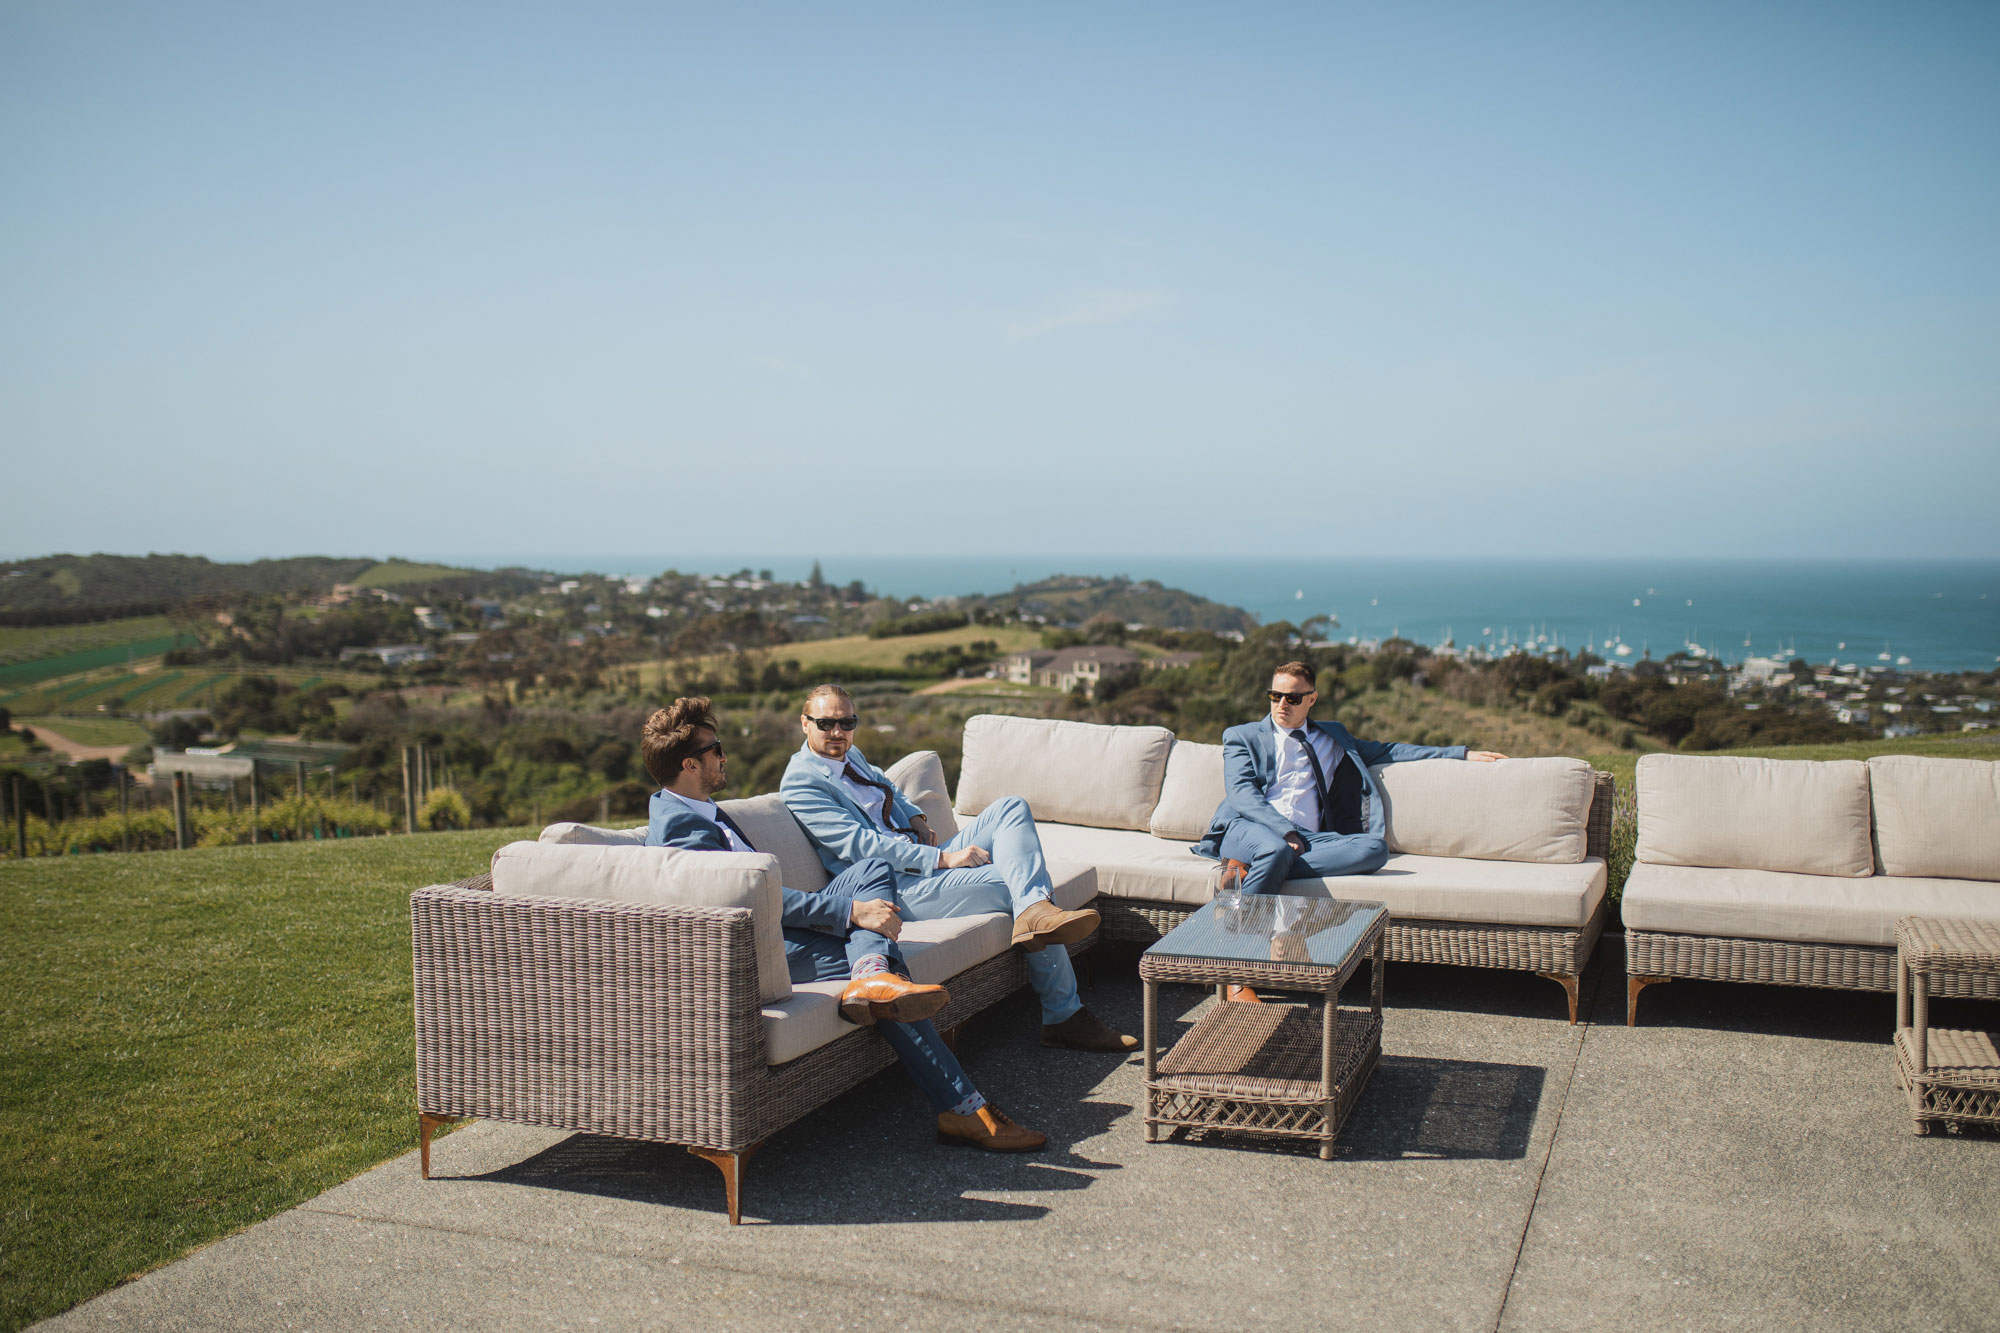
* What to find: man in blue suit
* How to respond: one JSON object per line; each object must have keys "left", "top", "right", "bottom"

{"left": 642, "top": 696, "right": 1044, "bottom": 1152}
{"left": 781, "top": 683, "right": 1137, "bottom": 1054}
{"left": 1196, "top": 659, "right": 1506, "bottom": 899}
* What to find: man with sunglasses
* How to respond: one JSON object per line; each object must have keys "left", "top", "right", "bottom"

{"left": 1196, "top": 658, "right": 1505, "bottom": 909}
{"left": 642, "top": 696, "right": 1046, "bottom": 1151}
{"left": 782, "top": 683, "right": 1137, "bottom": 1054}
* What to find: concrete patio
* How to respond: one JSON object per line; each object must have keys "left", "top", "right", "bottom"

{"left": 39, "top": 940, "right": 2000, "bottom": 1332}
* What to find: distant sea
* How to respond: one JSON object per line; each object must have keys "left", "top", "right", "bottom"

{"left": 429, "top": 556, "right": 2000, "bottom": 675}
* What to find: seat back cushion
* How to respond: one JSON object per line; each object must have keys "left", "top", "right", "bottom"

{"left": 954, "top": 714, "right": 1173, "bottom": 832}
{"left": 1869, "top": 755, "right": 2000, "bottom": 882}
{"left": 1374, "top": 757, "right": 1596, "bottom": 864}
{"left": 884, "top": 749, "right": 960, "bottom": 841}
{"left": 538, "top": 821, "right": 648, "bottom": 846}
{"left": 718, "top": 792, "right": 830, "bottom": 893}
{"left": 489, "top": 841, "right": 791, "bottom": 1003}
{"left": 1149, "top": 740, "right": 1226, "bottom": 841}
{"left": 1635, "top": 754, "right": 1873, "bottom": 877}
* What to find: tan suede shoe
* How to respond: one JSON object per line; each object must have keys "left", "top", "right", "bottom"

{"left": 838, "top": 972, "right": 950, "bottom": 1026}
{"left": 1010, "top": 900, "right": 1100, "bottom": 952}
{"left": 936, "top": 1105, "right": 1047, "bottom": 1152}
{"left": 1041, "top": 1006, "right": 1139, "bottom": 1052}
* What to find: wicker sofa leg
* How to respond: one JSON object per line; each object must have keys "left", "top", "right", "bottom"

{"left": 418, "top": 1113, "right": 459, "bottom": 1180}
{"left": 1627, "top": 975, "right": 1669, "bottom": 1026}
{"left": 688, "top": 1142, "right": 763, "bottom": 1225}
{"left": 1537, "top": 971, "right": 1581, "bottom": 1024}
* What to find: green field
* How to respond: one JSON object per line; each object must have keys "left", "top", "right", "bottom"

{"left": 0, "top": 666, "right": 377, "bottom": 718}
{"left": 353, "top": 560, "right": 468, "bottom": 588}
{"left": 0, "top": 634, "right": 197, "bottom": 689}
{"left": 0, "top": 828, "right": 525, "bottom": 1330}
{"left": 0, "top": 616, "right": 176, "bottom": 667}
{"left": 648, "top": 624, "right": 1047, "bottom": 685}
{"left": 16, "top": 715, "right": 152, "bottom": 747}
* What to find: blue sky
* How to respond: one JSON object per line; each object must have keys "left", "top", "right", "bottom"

{"left": 3, "top": 1, "right": 1995, "bottom": 562}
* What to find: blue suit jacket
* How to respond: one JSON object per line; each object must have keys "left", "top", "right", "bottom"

{"left": 645, "top": 789, "right": 849, "bottom": 935}
{"left": 1193, "top": 718, "right": 1465, "bottom": 857}
{"left": 780, "top": 743, "right": 938, "bottom": 880}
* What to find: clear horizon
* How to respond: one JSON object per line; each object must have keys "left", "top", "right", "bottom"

{"left": 4, "top": 3, "right": 1996, "bottom": 560}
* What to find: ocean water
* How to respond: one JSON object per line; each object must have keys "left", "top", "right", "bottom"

{"left": 432, "top": 555, "right": 2000, "bottom": 674}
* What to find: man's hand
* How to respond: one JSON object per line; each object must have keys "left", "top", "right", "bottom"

{"left": 1285, "top": 832, "right": 1309, "bottom": 853}
{"left": 850, "top": 898, "right": 902, "bottom": 940}
{"left": 1466, "top": 751, "right": 1506, "bottom": 763}
{"left": 937, "top": 845, "right": 991, "bottom": 870}
{"left": 910, "top": 813, "right": 937, "bottom": 847}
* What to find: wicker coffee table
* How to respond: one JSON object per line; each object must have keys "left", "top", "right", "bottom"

{"left": 1138, "top": 893, "right": 1387, "bottom": 1160}
{"left": 1895, "top": 915, "right": 2000, "bottom": 1137}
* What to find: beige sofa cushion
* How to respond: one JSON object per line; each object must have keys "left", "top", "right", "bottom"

{"left": 718, "top": 792, "right": 829, "bottom": 892}
{"left": 1282, "top": 854, "right": 1607, "bottom": 929}
{"left": 1622, "top": 862, "right": 2000, "bottom": 949}
{"left": 884, "top": 749, "right": 960, "bottom": 841}
{"left": 1636, "top": 755, "right": 1873, "bottom": 877}
{"left": 1149, "top": 741, "right": 1225, "bottom": 841}
{"left": 1869, "top": 755, "right": 2000, "bottom": 882}
{"left": 1035, "top": 823, "right": 1223, "bottom": 906}
{"left": 490, "top": 841, "right": 791, "bottom": 1003}
{"left": 956, "top": 714, "right": 1173, "bottom": 832}
{"left": 1375, "top": 757, "right": 1595, "bottom": 864}
{"left": 538, "top": 821, "right": 647, "bottom": 845}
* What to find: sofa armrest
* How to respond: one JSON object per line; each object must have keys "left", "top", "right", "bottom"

{"left": 1586, "top": 771, "right": 1615, "bottom": 863}
{"left": 412, "top": 885, "right": 767, "bottom": 1151}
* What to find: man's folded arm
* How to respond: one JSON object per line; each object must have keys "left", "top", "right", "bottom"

{"left": 781, "top": 772, "right": 940, "bottom": 874}
{"left": 779, "top": 886, "right": 851, "bottom": 935}
{"left": 1221, "top": 733, "right": 1296, "bottom": 840}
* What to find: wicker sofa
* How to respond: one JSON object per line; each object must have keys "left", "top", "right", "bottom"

{"left": 1622, "top": 753, "right": 2000, "bottom": 1024}
{"left": 410, "top": 751, "right": 1096, "bottom": 1225}
{"left": 951, "top": 714, "right": 1616, "bottom": 1022}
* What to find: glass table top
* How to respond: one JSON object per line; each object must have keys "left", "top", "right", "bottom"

{"left": 1146, "top": 893, "right": 1386, "bottom": 968}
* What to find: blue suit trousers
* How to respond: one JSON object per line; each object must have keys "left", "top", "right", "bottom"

{"left": 1217, "top": 819, "right": 1389, "bottom": 897}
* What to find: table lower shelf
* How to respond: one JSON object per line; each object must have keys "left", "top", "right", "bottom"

{"left": 1146, "top": 1001, "right": 1381, "bottom": 1158}
{"left": 1894, "top": 1027, "right": 2000, "bottom": 1135}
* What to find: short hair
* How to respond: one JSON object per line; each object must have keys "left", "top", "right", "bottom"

{"left": 801, "top": 683, "right": 853, "bottom": 714}
{"left": 641, "top": 697, "right": 718, "bottom": 786}
{"left": 1272, "top": 660, "right": 1317, "bottom": 687}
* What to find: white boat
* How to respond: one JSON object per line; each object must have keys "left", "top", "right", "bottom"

{"left": 1897, "top": 655, "right": 1911, "bottom": 666}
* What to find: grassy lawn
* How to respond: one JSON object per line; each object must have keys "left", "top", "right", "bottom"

{"left": 0, "top": 617, "right": 177, "bottom": 667}
{"left": 642, "top": 623, "right": 1047, "bottom": 686}
{"left": 16, "top": 715, "right": 152, "bottom": 748}
{"left": 0, "top": 828, "right": 526, "bottom": 1331}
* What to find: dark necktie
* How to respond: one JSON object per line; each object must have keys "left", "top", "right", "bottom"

{"left": 713, "top": 806, "right": 757, "bottom": 853}
{"left": 1289, "top": 728, "right": 1330, "bottom": 831}
{"left": 844, "top": 761, "right": 913, "bottom": 835}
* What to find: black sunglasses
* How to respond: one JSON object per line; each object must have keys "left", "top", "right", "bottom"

{"left": 808, "top": 715, "right": 860, "bottom": 733}
{"left": 1267, "top": 690, "right": 1314, "bottom": 705}
{"left": 691, "top": 739, "right": 725, "bottom": 759}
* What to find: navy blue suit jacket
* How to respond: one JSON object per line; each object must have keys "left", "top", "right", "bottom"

{"left": 646, "top": 791, "right": 849, "bottom": 935}
{"left": 1193, "top": 718, "right": 1465, "bottom": 858}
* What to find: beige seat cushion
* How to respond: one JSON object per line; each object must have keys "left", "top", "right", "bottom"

{"left": 1622, "top": 862, "right": 2000, "bottom": 949}
{"left": 1636, "top": 754, "right": 1874, "bottom": 877}
{"left": 718, "top": 792, "right": 829, "bottom": 892}
{"left": 1149, "top": 741, "right": 1225, "bottom": 841}
{"left": 956, "top": 714, "right": 1173, "bottom": 832}
{"left": 1035, "top": 822, "right": 1223, "bottom": 906}
{"left": 538, "top": 821, "right": 647, "bottom": 846}
{"left": 1279, "top": 854, "right": 1608, "bottom": 929}
{"left": 1375, "top": 757, "right": 1595, "bottom": 864}
{"left": 884, "top": 749, "right": 960, "bottom": 841}
{"left": 490, "top": 841, "right": 791, "bottom": 1003}
{"left": 1869, "top": 755, "right": 2000, "bottom": 882}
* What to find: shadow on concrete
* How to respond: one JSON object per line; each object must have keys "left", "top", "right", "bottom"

{"left": 1615, "top": 973, "right": 1916, "bottom": 1043}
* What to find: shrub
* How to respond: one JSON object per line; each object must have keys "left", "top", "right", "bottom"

{"left": 420, "top": 788, "right": 472, "bottom": 831}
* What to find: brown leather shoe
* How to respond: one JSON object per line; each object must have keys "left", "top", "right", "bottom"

{"left": 1010, "top": 899, "right": 1100, "bottom": 953}
{"left": 1041, "top": 1006, "right": 1139, "bottom": 1052}
{"left": 936, "top": 1105, "right": 1047, "bottom": 1152}
{"left": 839, "top": 972, "right": 949, "bottom": 1026}
{"left": 1226, "top": 985, "right": 1262, "bottom": 1004}
{"left": 1219, "top": 858, "right": 1250, "bottom": 893}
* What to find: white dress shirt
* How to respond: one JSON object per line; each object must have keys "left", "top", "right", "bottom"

{"left": 1267, "top": 718, "right": 1343, "bottom": 834}
{"left": 808, "top": 749, "right": 915, "bottom": 842}
{"left": 663, "top": 789, "right": 751, "bottom": 852}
